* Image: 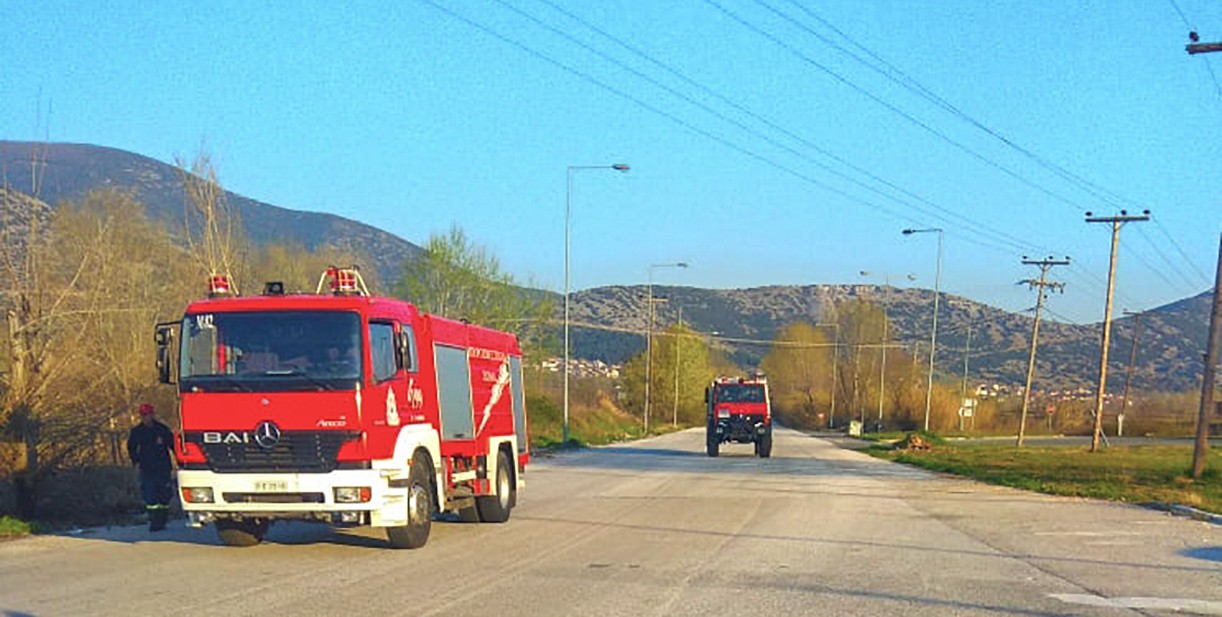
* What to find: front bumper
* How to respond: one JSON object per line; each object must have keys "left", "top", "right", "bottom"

{"left": 709, "top": 415, "right": 769, "bottom": 444}
{"left": 177, "top": 468, "right": 409, "bottom": 528}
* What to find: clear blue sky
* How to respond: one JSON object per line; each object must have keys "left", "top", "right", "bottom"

{"left": 4, "top": 1, "right": 1220, "bottom": 324}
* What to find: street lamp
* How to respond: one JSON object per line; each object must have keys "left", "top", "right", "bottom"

{"left": 645, "top": 261, "right": 687, "bottom": 433}
{"left": 564, "top": 163, "right": 629, "bottom": 446}
{"left": 901, "top": 228, "right": 943, "bottom": 432}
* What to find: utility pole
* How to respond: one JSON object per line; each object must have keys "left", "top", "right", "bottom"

{"left": 1192, "top": 233, "right": 1222, "bottom": 479}
{"left": 643, "top": 294, "right": 668, "bottom": 434}
{"left": 673, "top": 306, "right": 682, "bottom": 427}
{"left": 1119, "top": 310, "right": 1145, "bottom": 437}
{"left": 960, "top": 321, "right": 972, "bottom": 432}
{"left": 1017, "top": 257, "right": 1069, "bottom": 447}
{"left": 1086, "top": 210, "right": 1149, "bottom": 452}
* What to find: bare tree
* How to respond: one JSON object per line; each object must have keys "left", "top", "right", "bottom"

{"left": 175, "top": 151, "right": 243, "bottom": 293}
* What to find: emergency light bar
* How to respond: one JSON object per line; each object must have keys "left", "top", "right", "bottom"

{"left": 208, "top": 274, "right": 232, "bottom": 298}
{"left": 316, "top": 266, "right": 370, "bottom": 296}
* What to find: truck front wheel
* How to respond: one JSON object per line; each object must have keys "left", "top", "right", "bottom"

{"left": 757, "top": 429, "right": 773, "bottom": 459}
{"left": 476, "top": 450, "right": 514, "bottom": 523}
{"left": 216, "top": 518, "right": 268, "bottom": 547}
{"left": 706, "top": 429, "right": 720, "bottom": 457}
{"left": 387, "top": 452, "right": 433, "bottom": 549}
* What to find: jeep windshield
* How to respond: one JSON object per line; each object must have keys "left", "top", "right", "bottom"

{"left": 179, "top": 310, "right": 362, "bottom": 392}
{"left": 715, "top": 384, "right": 765, "bottom": 403}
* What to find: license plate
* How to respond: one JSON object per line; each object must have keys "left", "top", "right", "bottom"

{"left": 255, "top": 480, "right": 288, "bottom": 492}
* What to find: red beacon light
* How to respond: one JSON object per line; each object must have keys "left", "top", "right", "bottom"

{"left": 316, "top": 265, "right": 369, "bottom": 296}
{"left": 208, "top": 274, "right": 233, "bottom": 298}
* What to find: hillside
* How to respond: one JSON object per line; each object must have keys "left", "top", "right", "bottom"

{"left": 565, "top": 284, "right": 1214, "bottom": 392}
{"left": 1, "top": 141, "right": 1211, "bottom": 393}
{"left": 0, "top": 141, "right": 423, "bottom": 283}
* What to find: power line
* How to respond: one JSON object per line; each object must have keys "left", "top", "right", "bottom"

{"left": 1152, "top": 215, "right": 1212, "bottom": 285}
{"left": 515, "top": 0, "right": 1046, "bottom": 257}
{"left": 427, "top": 0, "right": 1056, "bottom": 262}
{"left": 760, "top": 0, "right": 1145, "bottom": 213}
{"left": 1168, "top": 0, "right": 1193, "bottom": 29}
{"left": 1130, "top": 225, "right": 1201, "bottom": 293}
{"left": 702, "top": 0, "right": 1091, "bottom": 214}
{"left": 756, "top": 0, "right": 1191, "bottom": 287}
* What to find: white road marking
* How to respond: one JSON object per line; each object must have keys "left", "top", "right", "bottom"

{"left": 1049, "top": 593, "right": 1222, "bottom": 615}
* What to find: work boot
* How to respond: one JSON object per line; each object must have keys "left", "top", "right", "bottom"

{"left": 149, "top": 509, "right": 167, "bottom": 532}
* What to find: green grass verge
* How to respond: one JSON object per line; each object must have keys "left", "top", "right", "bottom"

{"left": 0, "top": 516, "right": 33, "bottom": 538}
{"left": 867, "top": 439, "right": 1222, "bottom": 513}
{"left": 528, "top": 395, "right": 646, "bottom": 449}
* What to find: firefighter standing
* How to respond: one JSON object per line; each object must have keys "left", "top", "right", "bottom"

{"left": 127, "top": 403, "right": 175, "bottom": 531}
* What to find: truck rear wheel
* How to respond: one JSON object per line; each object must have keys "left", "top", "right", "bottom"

{"left": 216, "top": 519, "right": 268, "bottom": 547}
{"left": 387, "top": 453, "right": 433, "bottom": 549}
{"left": 757, "top": 429, "right": 773, "bottom": 459}
{"left": 475, "top": 450, "right": 514, "bottom": 523}
{"left": 706, "top": 430, "right": 719, "bottom": 457}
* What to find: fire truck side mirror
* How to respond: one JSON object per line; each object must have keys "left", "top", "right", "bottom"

{"left": 704, "top": 387, "right": 710, "bottom": 403}
{"left": 155, "top": 324, "right": 177, "bottom": 385}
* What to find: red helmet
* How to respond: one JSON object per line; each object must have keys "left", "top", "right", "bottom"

{"left": 138, "top": 403, "right": 155, "bottom": 416}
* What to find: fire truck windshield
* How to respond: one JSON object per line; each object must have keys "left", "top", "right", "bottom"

{"left": 715, "top": 384, "right": 765, "bottom": 403}
{"left": 179, "top": 311, "right": 362, "bottom": 392}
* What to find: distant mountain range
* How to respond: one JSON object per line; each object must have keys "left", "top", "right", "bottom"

{"left": 1, "top": 141, "right": 1214, "bottom": 392}
{"left": 564, "top": 284, "right": 1213, "bottom": 392}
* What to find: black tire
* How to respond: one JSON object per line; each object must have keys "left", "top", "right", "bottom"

{"left": 216, "top": 519, "right": 268, "bottom": 547}
{"left": 706, "top": 429, "right": 719, "bottom": 457}
{"left": 387, "top": 452, "right": 433, "bottom": 549}
{"left": 475, "top": 450, "right": 514, "bottom": 523}
{"left": 758, "top": 429, "right": 773, "bottom": 459}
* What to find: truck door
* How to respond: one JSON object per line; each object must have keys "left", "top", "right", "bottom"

{"left": 368, "top": 321, "right": 406, "bottom": 429}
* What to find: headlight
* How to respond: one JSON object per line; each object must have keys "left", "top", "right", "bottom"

{"left": 334, "top": 487, "right": 372, "bottom": 503}
{"left": 717, "top": 408, "right": 730, "bottom": 418}
{"left": 181, "top": 487, "right": 214, "bottom": 503}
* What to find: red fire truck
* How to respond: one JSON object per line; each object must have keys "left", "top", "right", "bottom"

{"left": 705, "top": 375, "right": 772, "bottom": 458}
{"left": 155, "top": 267, "right": 529, "bottom": 549}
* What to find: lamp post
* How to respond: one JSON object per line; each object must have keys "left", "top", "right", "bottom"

{"left": 645, "top": 261, "right": 687, "bottom": 433}
{"left": 564, "top": 163, "right": 629, "bottom": 446}
{"left": 902, "top": 228, "right": 943, "bottom": 432}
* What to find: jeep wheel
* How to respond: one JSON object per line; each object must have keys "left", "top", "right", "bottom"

{"left": 706, "top": 431, "right": 719, "bottom": 457}
{"left": 757, "top": 429, "right": 773, "bottom": 459}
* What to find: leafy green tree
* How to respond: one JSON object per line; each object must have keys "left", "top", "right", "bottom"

{"left": 620, "top": 323, "right": 723, "bottom": 428}
{"left": 392, "top": 225, "right": 552, "bottom": 356}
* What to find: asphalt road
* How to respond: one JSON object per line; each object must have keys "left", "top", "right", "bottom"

{"left": 2, "top": 428, "right": 1220, "bottom": 617}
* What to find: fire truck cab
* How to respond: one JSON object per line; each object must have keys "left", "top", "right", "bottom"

{"left": 155, "top": 268, "right": 529, "bottom": 549}
{"left": 705, "top": 375, "right": 772, "bottom": 458}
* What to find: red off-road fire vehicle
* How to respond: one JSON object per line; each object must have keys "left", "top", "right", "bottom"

{"left": 705, "top": 375, "right": 772, "bottom": 458}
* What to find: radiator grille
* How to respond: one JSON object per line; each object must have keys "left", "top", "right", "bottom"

{"left": 183, "top": 431, "right": 360, "bottom": 473}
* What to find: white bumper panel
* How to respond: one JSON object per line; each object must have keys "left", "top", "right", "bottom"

{"left": 177, "top": 468, "right": 408, "bottom": 527}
